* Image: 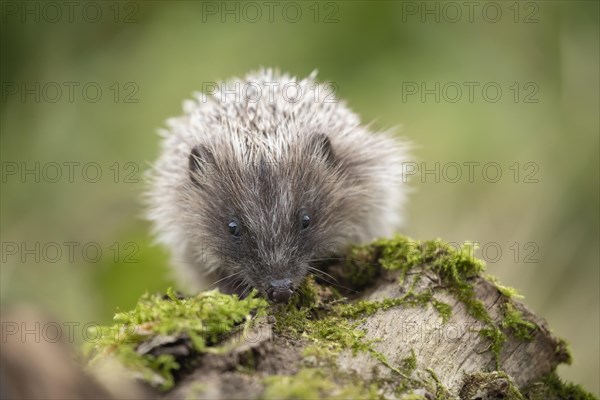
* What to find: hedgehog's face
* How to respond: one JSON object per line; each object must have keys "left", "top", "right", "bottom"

{"left": 187, "top": 134, "right": 347, "bottom": 303}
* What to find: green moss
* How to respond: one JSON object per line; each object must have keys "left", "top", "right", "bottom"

{"left": 335, "top": 289, "right": 452, "bottom": 324}
{"left": 402, "top": 291, "right": 453, "bottom": 323}
{"left": 294, "top": 311, "right": 402, "bottom": 378}
{"left": 338, "top": 294, "right": 420, "bottom": 319}
{"left": 556, "top": 338, "right": 573, "bottom": 365}
{"left": 306, "top": 315, "right": 370, "bottom": 353}
{"left": 501, "top": 302, "right": 537, "bottom": 341}
{"left": 275, "top": 276, "right": 447, "bottom": 383}
{"left": 460, "top": 371, "right": 524, "bottom": 400}
{"left": 276, "top": 282, "right": 365, "bottom": 352}
{"left": 425, "top": 368, "right": 451, "bottom": 400}
{"left": 280, "top": 235, "right": 560, "bottom": 391}
{"left": 336, "top": 297, "right": 404, "bottom": 318}
{"left": 367, "top": 236, "right": 484, "bottom": 278}
{"left": 400, "top": 349, "right": 417, "bottom": 375}
{"left": 272, "top": 302, "right": 311, "bottom": 338}
{"left": 261, "top": 368, "right": 380, "bottom": 400}
{"left": 271, "top": 237, "right": 589, "bottom": 399}
{"left": 389, "top": 349, "right": 420, "bottom": 395}
{"left": 353, "top": 236, "right": 487, "bottom": 323}
{"left": 347, "top": 235, "right": 546, "bottom": 369}
{"left": 487, "top": 275, "right": 524, "bottom": 299}
{"left": 524, "top": 372, "right": 598, "bottom": 400}
{"left": 185, "top": 382, "right": 207, "bottom": 400}
{"left": 292, "top": 275, "right": 321, "bottom": 308}
{"left": 85, "top": 288, "right": 267, "bottom": 389}
{"left": 86, "top": 235, "right": 588, "bottom": 398}
{"left": 342, "top": 246, "right": 383, "bottom": 289}
{"left": 479, "top": 327, "right": 506, "bottom": 368}
{"left": 274, "top": 286, "right": 409, "bottom": 382}
{"left": 301, "top": 344, "right": 338, "bottom": 365}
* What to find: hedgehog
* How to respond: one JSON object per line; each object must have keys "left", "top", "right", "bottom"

{"left": 146, "top": 69, "right": 410, "bottom": 303}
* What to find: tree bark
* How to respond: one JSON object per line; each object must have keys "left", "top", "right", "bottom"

{"left": 0, "top": 249, "right": 587, "bottom": 400}
{"left": 162, "top": 264, "right": 571, "bottom": 399}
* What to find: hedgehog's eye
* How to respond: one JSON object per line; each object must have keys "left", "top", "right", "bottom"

{"left": 300, "top": 210, "right": 310, "bottom": 230}
{"left": 228, "top": 218, "right": 241, "bottom": 236}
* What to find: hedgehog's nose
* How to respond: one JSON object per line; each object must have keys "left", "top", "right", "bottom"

{"left": 266, "top": 279, "right": 293, "bottom": 303}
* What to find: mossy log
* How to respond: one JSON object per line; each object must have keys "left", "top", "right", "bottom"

{"left": 82, "top": 236, "right": 593, "bottom": 400}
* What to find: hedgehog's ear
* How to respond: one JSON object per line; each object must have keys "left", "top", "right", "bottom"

{"left": 311, "top": 133, "right": 335, "bottom": 165}
{"left": 189, "top": 145, "right": 215, "bottom": 187}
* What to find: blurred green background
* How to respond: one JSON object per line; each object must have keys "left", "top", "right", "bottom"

{"left": 1, "top": 0, "right": 598, "bottom": 394}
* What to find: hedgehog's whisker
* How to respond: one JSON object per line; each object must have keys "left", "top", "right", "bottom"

{"left": 208, "top": 271, "right": 243, "bottom": 288}
{"left": 307, "top": 257, "right": 347, "bottom": 262}
{"left": 239, "top": 282, "right": 252, "bottom": 299}
{"left": 306, "top": 268, "right": 358, "bottom": 294}
{"left": 306, "top": 266, "right": 339, "bottom": 283}
{"left": 232, "top": 278, "right": 247, "bottom": 292}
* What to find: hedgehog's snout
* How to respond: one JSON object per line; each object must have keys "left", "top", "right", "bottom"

{"left": 266, "top": 279, "right": 294, "bottom": 303}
